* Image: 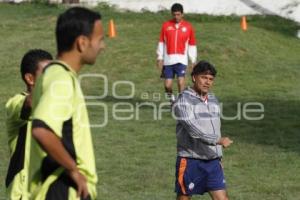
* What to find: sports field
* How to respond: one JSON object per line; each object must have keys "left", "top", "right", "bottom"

{"left": 0, "top": 3, "right": 300, "bottom": 200}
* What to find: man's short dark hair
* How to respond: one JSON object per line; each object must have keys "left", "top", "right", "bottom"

{"left": 171, "top": 3, "right": 184, "bottom": 13}
{"left": 56, "top": 7, "right": 102, "bottom": 54}
{"left": 20, "top": 49, "right": 53, "bottom": 82}
{"left": 191, "top": 60, "right": 217, "bottom": 77}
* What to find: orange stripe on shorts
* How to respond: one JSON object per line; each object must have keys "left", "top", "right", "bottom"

{"left": 178, "top": 158, "right": 187, "bottom": 194}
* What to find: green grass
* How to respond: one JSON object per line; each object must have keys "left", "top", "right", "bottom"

{"left": 1, "top": 3, "right": 300, "bottom": 200}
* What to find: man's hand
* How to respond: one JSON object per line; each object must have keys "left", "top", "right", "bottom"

{"left": 157, "top": 59, "right": 163, "bottom": 71}
{"left": 191, "top": 62, "right": 196, "bottom": 69}
{"left": 188, "top": 63, "right": 196, "bottom": 73}
{"left": 69, "top": 168, "right": 89, "bottom": 198}
{"left": 32, "top": 127, "right": 90, "bottom": 198}
{"left": 217, "top": 137, "right": 233, "bottom": 148}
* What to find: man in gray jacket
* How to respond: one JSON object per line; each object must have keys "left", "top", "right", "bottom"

{"left": 173, "top": 60, "right": 233, "bottom": 200}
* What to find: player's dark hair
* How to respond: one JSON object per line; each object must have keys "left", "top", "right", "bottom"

{"left": 191, "top": 60, "right": 217, "bottom": 77}
{"left": 20, "top": 49, "right": 53, "bottom": 82}
{"left": 56, "top": 7, "right": 102, "bottom": 54}
{"left": 171, "top": 3, "right": 183, "bottom": 13}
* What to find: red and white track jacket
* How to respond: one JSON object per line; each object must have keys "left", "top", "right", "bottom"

{"left": 157, "top": 19, "right": 197, "bottom": 66}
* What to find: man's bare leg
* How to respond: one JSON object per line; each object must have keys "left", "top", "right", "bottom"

{"left": 165, "top": 78, "right": 175, "bottom": 102}
{"left": 177, "top": 77, "right": 185, "bottom": 93}
{"left": 177, "top": 195, "right": 191, "bottom": 200}
{"left": 209, "top": 190, "right": 229, "bottom": 200}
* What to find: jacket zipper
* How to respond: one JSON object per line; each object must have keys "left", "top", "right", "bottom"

{"left": 175, "top": 26, "right": 178, "bottom": 53}
{"left": 207, "top": 103, "right": 219, "bottom": 156}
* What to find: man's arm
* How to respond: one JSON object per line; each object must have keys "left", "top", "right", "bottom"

{"left": 31, "top": 67, "right": 90, "bottom": 197}
{"left": 156, "top": 24, "right": 165, "bottom": 70}
{"left": 175, "top": 97, "right": 233, "bottom": 146}
{"left": 188, "top": 25, "right": 197, "bottom": 67}
{"left": 32, "top": 127, "right": 89, "bottom": 198}
{"left": 174, "top": 98, "right": 220, "bottom": 145}
{"left": 157, "top": 60, "right": 163, "bottom": 72}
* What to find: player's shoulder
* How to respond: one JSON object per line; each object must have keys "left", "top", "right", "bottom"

{"left": 5, "top": 93, "right": 26, "bottom": 116}
{"left": 182, "top": 20, "right": 194, "bottom": 28}
{"left": 5, "top": 93, "right": 26, "bottom": 109}
{"left": 42, "top": 62, "right": 74, "bottom": 83}
{"left": 162, "top": 20, "right": 174, "bottom": 27}
{"left": 177, "top": 88, "right": 194, "bottom": 102}
{"left": 44, "top": 62, "right": 70, "bottom": 75}
{"left": 208, "top": 93, "right": 219, "bottom": 103}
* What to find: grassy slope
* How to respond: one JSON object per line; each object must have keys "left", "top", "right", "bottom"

{"left": 0, "top": 3, "right": 300, "bottom": 200}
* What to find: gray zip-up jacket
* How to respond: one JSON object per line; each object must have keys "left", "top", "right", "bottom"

{"left": 174, "top": 87, "right": 223, "bottom": 160}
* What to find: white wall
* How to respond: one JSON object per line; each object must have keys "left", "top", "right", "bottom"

{"left": 1, "top": 0, "right": 300, "bottom": 23}
{"left": 98, "top": 0, "right": 300, "bottom": 23}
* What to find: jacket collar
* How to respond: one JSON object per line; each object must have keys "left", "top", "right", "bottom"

{"left": 183, "top": 87, "right": 212, "bottom": 102}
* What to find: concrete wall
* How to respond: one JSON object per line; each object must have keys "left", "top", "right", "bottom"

{"left": 1, "top": 0, "right": 299, "bottom": 23}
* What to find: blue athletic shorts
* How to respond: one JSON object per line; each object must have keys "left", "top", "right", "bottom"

{"left": 175, "top": 157, "right": 226, "bottom": 196}
{"left": 161, "top": 63, "right": 187, "bottom": 79}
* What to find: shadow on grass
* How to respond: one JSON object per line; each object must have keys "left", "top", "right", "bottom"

{"left": 239, "top": 0, "right": 276, "bottom": 15}
{"left": 221, "top": 99, "right": 300, "bottom": 153}
{"left": 247, "top": 15, "right": 300, "bottom": 38}
{"left": 94, "top": 95, "right": 169, "bottom": 110}
{"left": 185, "top": 14, "right": 300, "bottom": 38}
{"left": 89, "top": 95, "right": 300, "bottom": 153}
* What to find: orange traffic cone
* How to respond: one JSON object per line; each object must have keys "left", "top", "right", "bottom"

{"left": 241, "top": 16, "right": 247, "bottom": 31}
{"left": 108, "top": 19, "right": 117, "bottom": 38}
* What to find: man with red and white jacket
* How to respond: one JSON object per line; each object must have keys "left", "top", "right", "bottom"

{"left": 157, "top": 3, "right": 197, "bottom": 104}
